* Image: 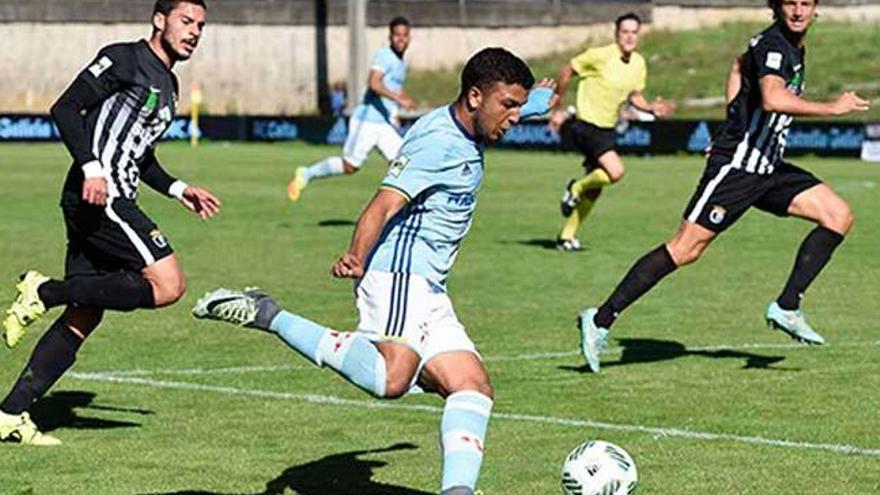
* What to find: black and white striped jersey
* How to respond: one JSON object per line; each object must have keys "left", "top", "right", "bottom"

{"left": 711, "top": 24, "right": 805, "bottom": 175}
{"left": 60, "top": 41, "right": 179, "bottom": 203}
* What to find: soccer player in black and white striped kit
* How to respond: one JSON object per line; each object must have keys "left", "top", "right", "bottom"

{"left": 0, "top": 0, "right": 219, "bottom": 444}
{"left": 576, "top": 0, "right": 870, "bottom": 373}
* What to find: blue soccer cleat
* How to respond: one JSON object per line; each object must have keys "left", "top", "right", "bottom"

{"left": 577, "top": 307, "right": 609, "bottom": 373}
{"left": 765, "top": 302, "right": 826, "bottom": 345}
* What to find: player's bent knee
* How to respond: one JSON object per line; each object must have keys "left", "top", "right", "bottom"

{"left": 152, "top": 273, "right": 186, "bottom": 307}
{"left": 607, "top": 167, "right": 625, "bottom": 183}
{"left": 823, "top": 204, "right": 854, "bottom": 234}
{"left": 383, "top": 373, "right": 414, "bottom": 399}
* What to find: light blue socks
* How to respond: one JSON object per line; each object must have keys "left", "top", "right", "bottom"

{"left": 303, "top": 156, "right": 345, "bottom": 182}
{"left": 269, "top": 311, "right": 387, "bottom": 397}
{"left": 440, "top": 390, "right": 494, "bottom": 491}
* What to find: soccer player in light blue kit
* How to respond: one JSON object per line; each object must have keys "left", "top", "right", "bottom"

{"left": 287, "top": 16, "right": 416, "bottom": 202}
{"left": 194, "top": 48, "right": 557, "bottom": 494}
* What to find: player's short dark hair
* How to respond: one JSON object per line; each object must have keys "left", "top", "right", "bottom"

{"left": 615, "top": 12, "right": 641, "bottom": 31}
{"left": 389, "top": 16, "right": 410, "bottom": 31}
{"left": 153, "top": 0, "right": 207, "bottom": 16}
{"left": 767, "top": 0, "right": 818, "bottom": 17}
{"left": 458, "top": 48, "right": 535, "bottom": 99}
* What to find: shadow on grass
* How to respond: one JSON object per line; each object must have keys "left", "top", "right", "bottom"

{"left": 511, "top": 238, "right": 560, "bottom": 251}
{"left": 146, "top": 442, "right": 432, "bottom": 495}
{"left": 560, "top": 338, "right": 789, "bottom": 373}
{"left": 29, "top": 390, "right": 150, "bottom": 432}
{"left": 318, "top": 219, "right": 356, "bottom": 227}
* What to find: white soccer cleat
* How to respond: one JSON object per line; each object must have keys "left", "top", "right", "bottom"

{"left": 192, "top": 288, "right": 259, "bottom": 327}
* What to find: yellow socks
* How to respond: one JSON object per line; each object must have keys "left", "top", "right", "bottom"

{"left": 571, "top": 168, "right": 611, "bottom": 197}
{"left": 559, "top": 195, "right": 597, "bottom": 240}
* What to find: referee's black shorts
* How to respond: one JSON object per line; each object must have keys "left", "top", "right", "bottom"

{"left": 62, "top": 199, "right": 174, "bottom": 279}
{"left": 560, "top": 118, "right": 617, "bottom": 170}
{"left": 683, "top": 154, "right": 821, "bottom": 233}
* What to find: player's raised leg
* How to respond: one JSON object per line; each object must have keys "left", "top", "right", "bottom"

{"left": 193, "top": 288, "right": 401, "bottom": 397}
{"left": 766, "top": 183, "right": 853, "bottom": 344}
{"left": 420, "top": 352, "right": 494, "bottom": 495}
{"left": 580, "top": 221, "right": 715, "bottom": 372}
{"left": 3, "top": 253, "right": 187, "bottom": 350}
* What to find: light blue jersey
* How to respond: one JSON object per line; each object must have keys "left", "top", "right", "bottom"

{"left": 353, "top": 47, "right": 408, "bottom": 124}
{"left": 366, "top": 106, "right": 484, "bottom": 289}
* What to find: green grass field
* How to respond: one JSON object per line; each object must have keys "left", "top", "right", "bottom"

{"left": 1, "top": 142, "right": 878, "bottom": 494}
{"left": 406, "top": 22, "right": 880, "bottom": 120}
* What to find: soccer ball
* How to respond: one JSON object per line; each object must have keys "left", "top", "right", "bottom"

{"left": 560, "top": 440, "right": 638, "bottom": 495}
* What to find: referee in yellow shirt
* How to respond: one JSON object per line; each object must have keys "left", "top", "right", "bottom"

{"left": 550, "top": 13, "right": 676, "bottom": 251}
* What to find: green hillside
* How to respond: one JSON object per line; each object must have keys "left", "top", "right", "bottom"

{"left": 406, "top": 22, "right": 880, "bottom": 120}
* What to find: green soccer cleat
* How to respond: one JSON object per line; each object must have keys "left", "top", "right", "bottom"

{"left": 3, "top": 270, "right": 50, "bottom": 349}
{"left": 765, "top": 302, "right": 826, "bottom": 345}
{"left": 286, "top": 166, "right": 308, "bottom": 202}
{"left": 192, "top": 287, "right": 280, "bottom": 330}
{"left": 0, "top": 411, "right": 61, "bottom": 446}
{"left": 577, "top": 308, "right": 609, "bottom": 373}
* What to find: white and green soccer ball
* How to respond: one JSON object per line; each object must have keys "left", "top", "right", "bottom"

{"left": 560, "top": 440, "right": 638, "bottom": 495}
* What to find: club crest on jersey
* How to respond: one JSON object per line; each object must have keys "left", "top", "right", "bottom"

{"left": 765, "top": 51, "right": 783, "bottom": 70}
{"left": 144, "top": 86, "right": 161, "bottom": 114}
{"left": 149, "top": 229, "right": 168, "bottom": 249}
{"left": 709, "top": 205, "right": 727, "bottom": 225}
{"left": 388, "top": 155, "right": 409, "bottom": 178}
{"left": 88, "top": 56, "right": 113, "bottom": 77}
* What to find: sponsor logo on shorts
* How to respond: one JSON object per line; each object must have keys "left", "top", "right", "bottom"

{"left": 149, "top": 229, "right": 168, "bottom": 249}
{"left": 709, "top": 205, "right": 726, "bottom": 225}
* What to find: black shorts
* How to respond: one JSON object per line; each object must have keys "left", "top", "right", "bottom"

{"left": 560, "top": 118, "right": 616, "bottom": 170}
{"left": 683, "top": 155, "right": 821, "bottom": 233}
{"left": 62, "top": 199, "right": 173, "bottom": 278}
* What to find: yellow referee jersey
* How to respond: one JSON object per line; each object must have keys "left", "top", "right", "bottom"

{"left": 570, "top": 43, "right": 647, "bottom": 129}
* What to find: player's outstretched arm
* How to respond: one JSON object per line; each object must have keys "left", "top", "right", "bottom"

{"left": 332, "top": 189, "right": 407, "bottom": 279}
{"left": 367, "top": 69, "right": 415, "bottom": 110}
{"left": 138, "top": 149, "right": 220, "bottom": 220}
{"left": 760, "top": 75, "right": 870, "bottom": 116}
{"left": 628, "top": 91, "right": 676, "bottom": 118}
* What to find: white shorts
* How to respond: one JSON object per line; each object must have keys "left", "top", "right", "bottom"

{"left": 355, "top": 271, "right": 479, "bottom": 370}
{"left": 343, "top": 115, "right": 403, "bottom": 167}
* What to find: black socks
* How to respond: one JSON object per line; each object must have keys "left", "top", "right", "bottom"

{"left": 777, "top": 226, "right": 844, "bottom": 310}
{"left": 595, "top": 245, "right": 678, "bottom": 329}
{"left": 38, "top": 272, "right": 155, "bottom": 312}
{"left": 37, "top": 280, "right": 68, "bottom": 308}
{"left": 1, "top": 317, "right": 83, "bottom": 415}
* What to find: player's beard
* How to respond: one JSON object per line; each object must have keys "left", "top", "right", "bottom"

{"left": 161, "top": 34, "right": 191, "bottom": 63}
{"left": 778, "top": 18, "right": 809, "bottom": 44}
